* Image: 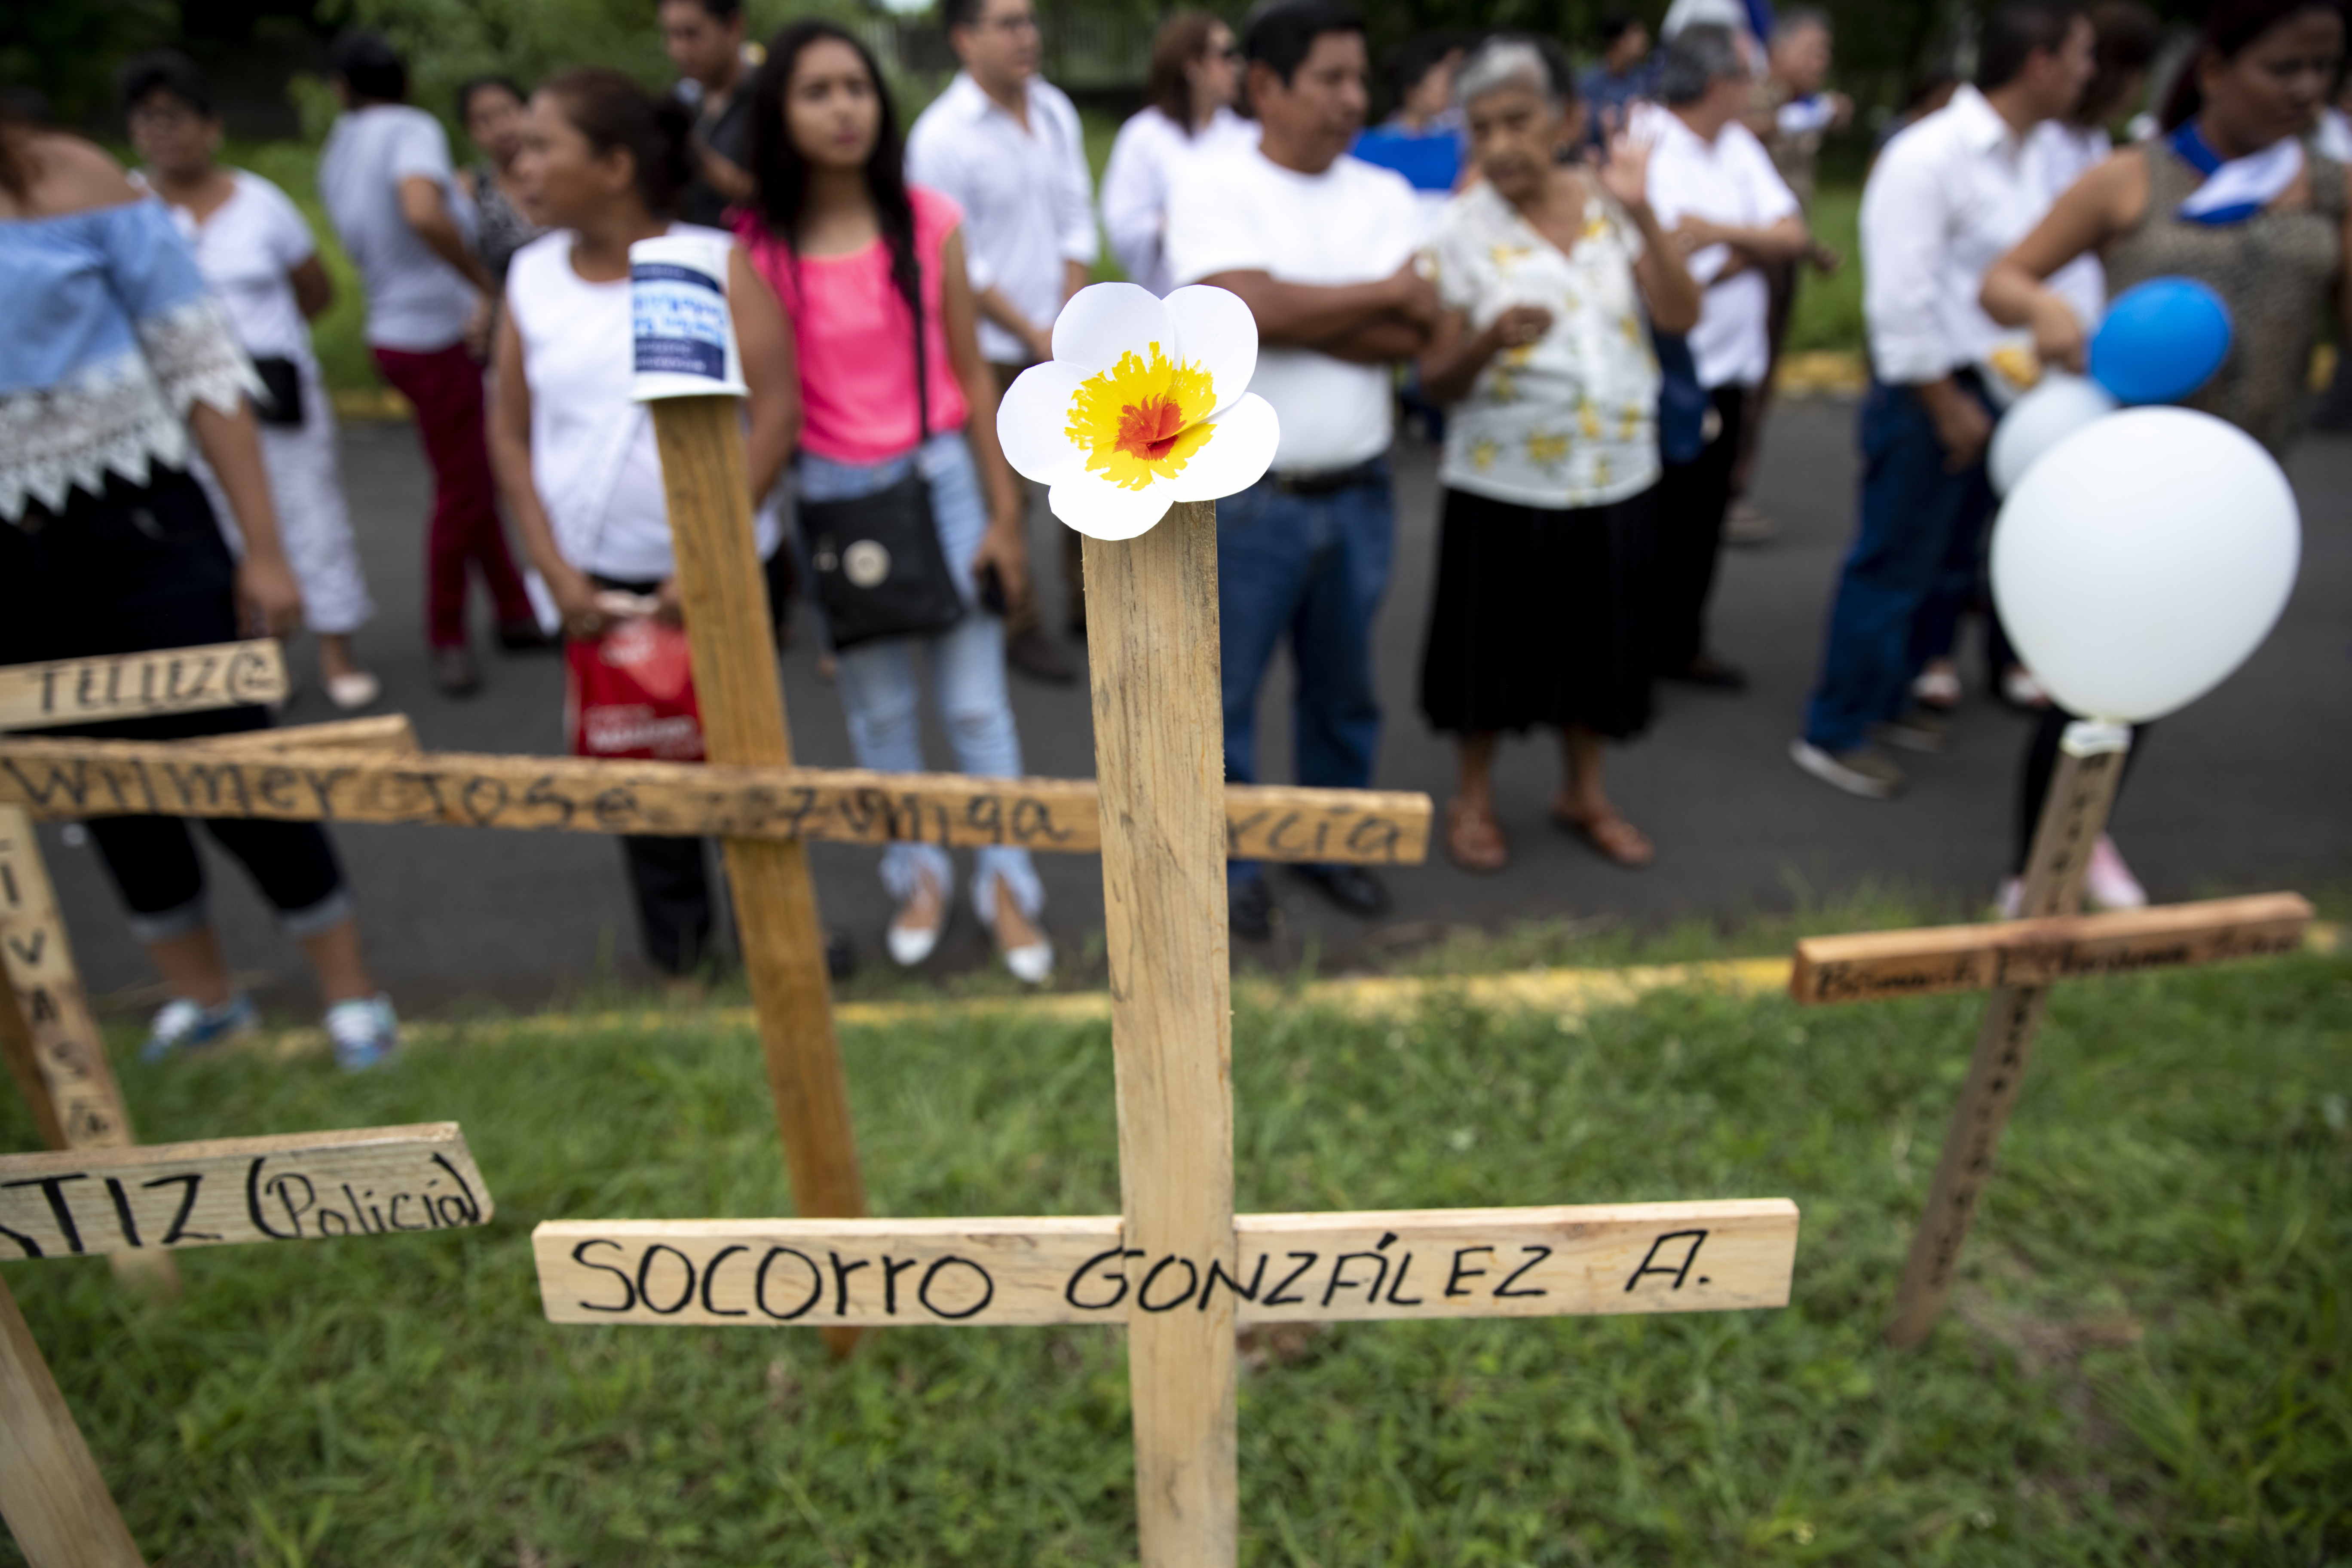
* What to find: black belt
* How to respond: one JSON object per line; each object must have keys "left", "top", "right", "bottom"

{"left": 1273, "top": 457, "right": 1386, "bottom": 496}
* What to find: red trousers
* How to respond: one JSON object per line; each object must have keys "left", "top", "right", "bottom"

{"left": 373, "top": 341, "right": 533, "bottom": 648}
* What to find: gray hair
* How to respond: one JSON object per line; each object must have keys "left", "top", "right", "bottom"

{"left": 1453, "top": 37, "right": 1562, "bottom": 108}
{"left": 1657, "top": 23, "right": 1746, "bottom": 105}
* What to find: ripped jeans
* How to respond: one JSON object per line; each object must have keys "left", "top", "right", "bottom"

{"left": 796, "top": 433, "right": 1044, "bottom": 923}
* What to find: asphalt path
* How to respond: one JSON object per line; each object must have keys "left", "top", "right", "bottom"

{"left": 39, "top": 401, "right": 2352, "bottom": 1017}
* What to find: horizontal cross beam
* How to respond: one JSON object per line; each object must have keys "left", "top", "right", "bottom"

{"left": 533, "top": 1199, "right": 1798, "bottom": 1328}
{"left": 0, "top": 1124, "right": 493, "bottom": 1258}
{"left": 0, "top": 642, "right": 286, "bottom": 732}
{"left": 1790, "top": 893, "right": 2312, "bottom": 1005}
{"left": 0, "top": 738, "right": 1431, "bottom": 866}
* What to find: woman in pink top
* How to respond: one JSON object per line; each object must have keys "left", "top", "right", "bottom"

{"left": 738, "top": 21, "right": 1050, "bottom": 984}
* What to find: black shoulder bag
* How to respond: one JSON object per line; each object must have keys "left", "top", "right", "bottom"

{"left": 796, "top": 262, "right": 967, "bottom": 651}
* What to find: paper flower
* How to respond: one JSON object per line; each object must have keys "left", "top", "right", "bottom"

{"left": 996, "top": 282, "right": 1280, "bottom": 540}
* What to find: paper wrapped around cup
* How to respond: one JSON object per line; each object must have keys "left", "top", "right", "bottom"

{"left": 629, "top": 232, "right": 748, "bottom": 401}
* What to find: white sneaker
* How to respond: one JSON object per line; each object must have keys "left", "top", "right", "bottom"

{"left": 885, "top": 918, "right": 942, "bottom": 968}
{"left": 1994, "top": 876, "right": 2024, "bottom": 919}
{"left": 2084, "top": 835, "right": 2148, "bottom": 911}
{"left": 2000, "top": 667, "right": 2051, "bottom": 709}
{"left": 1789, "top": 738, "right": 1906, "bottom": 799}
{"left": 1001, "top": 936, "right": 1055, "bottom": 986}
{"left": 1911, "top": 667, "right": 1963, "bottom": 709}
{"left": 325, "top": 671, "right": 382, "bottom": 711}
{"left": 324, "top": 994, "right": 399, "bottom": 1072}
{"left": 886, "top": 872, "right": 947, "bottom": 968}
{"left": 141, "top": 994, "right": 257, "bottom": 1063}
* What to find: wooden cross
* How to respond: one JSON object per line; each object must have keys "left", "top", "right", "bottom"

{"left": 0, "top": 1122, "right": 495, "bottom": 1565}
{"left": 1786, "top": 719, "right": 2313, "bottom": 1347}
{"left": 531, "top": 488, "right": 1803, "bottom": 1561}
{"left": 0, "top": 639, "right": 297, "bottom": 1300}
{"left": 0, "top": 570, "right": 1430, "bottom": 1354}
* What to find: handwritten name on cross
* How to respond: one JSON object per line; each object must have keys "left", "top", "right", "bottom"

{"left": 1786, "top": 720, "right": 2312, "bottom": 1348}
{"left": 531, "top": 498, "right": 1801, "bottom": 1565}
{"left": 0, "top": 640, "right": 296, "bottom": 1300}
{"left": 0, "top": 1125, "right": 495, "bottom": 1568}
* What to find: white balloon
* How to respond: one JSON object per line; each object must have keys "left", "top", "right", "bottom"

{"left": 1991, "top": 407, "right": 2299, "bottom": 723}
{"left": 1987, "top": 373, "right": 2116, "bottom": 496}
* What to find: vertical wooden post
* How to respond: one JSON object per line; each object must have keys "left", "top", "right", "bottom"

{"left": 1887, "top": 720, "right": 2132, "bottom": 1348}
{"left": 647, "top": 398, "right": 868, "bottom": 1358}
{"left": 1082, "top": 501, "right": 1239, "bottom": 1567}
{"left": 0, "top": 1272, "right": 146, "bottom": 1567}
{"left": 0, "top": 810, "right": 177, "bottom": 1296}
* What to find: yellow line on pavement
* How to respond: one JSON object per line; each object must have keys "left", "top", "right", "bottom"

{"left": 241, "top": 922, "right": 2340, "bottom": 1061}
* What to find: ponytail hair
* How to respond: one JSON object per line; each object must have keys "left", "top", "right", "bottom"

{"left": 540, "top": 67, "right": 696, "bottom": 218}
{"left": 2160, "top": 0, "right": 2348, "bottom": 129}
{"left": 746, "top": 22, "right": 922, "bottom": 333}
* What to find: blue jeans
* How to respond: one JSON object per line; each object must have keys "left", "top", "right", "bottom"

{"left": 1217, "top": 465, "right": 1395, "bottom": 885}
{"left": 1802, "top": 378, "right": 1997, "bottom": 752}
{"left": 796, "top": 434, "right": 1043, "bottom": 922}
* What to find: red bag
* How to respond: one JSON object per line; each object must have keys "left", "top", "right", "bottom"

{"left": 564, "top": 617, "right": 705, "bottom": 761}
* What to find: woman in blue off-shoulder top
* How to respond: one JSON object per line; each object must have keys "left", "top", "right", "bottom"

{"left": 0, "top": 115, "right": 399, "bottom": 1071}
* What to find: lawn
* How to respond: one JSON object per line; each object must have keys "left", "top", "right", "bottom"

{"left": 218, "top": 126, "right": 1870, "bottom": 398}
{"left": 6, "top": 937, "right": 2347, "bottom": 1564}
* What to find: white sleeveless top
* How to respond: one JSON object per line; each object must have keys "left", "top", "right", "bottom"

{"left": 505, "top": 223, "right": 778, "bottom": 581}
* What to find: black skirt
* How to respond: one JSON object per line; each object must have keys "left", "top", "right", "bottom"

{"left": 1418, "top": 482, "right": 1655, "bottom": 740}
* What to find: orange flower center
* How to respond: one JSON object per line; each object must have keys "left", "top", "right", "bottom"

{"left": 1115, "top": 396, "right": 1186, "bottom": 463}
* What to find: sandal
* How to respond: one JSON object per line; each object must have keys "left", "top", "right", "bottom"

{"left": 1551, "top": 804, "right": 1654, "bottom": 868}
{"left": 1445, "top": 796, "right": 1508, "bottom": 873}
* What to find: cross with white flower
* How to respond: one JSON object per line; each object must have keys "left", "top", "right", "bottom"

{"left": 530, "top": 282, "right": 1798, "bottom": 1568}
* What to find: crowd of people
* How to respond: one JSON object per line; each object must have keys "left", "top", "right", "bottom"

{"left": 0, "top": 0, "right": 2343, "bottom": 1064}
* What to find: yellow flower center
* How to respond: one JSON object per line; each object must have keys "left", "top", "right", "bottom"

{"left": 1067, "top": 343, "right": 1218, "bottom": 491}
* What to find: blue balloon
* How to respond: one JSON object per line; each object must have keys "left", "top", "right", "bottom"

{"left": 2089, "top": 276, "right": 2233, "bottom": 405}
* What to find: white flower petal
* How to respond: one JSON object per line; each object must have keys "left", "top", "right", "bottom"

{"left": 1166, "top": 393, "right": 1280, "bottom": 502}
{"left": 1048, "top": 469, "right": 1176, "bottom": 541}
{"left": 995, "top": 361, "right": 1091, "bottom": 485}
{"left": 1164, "top": 285, "right": 1259, "bottom": 417}
{"left": 1052, "top": 282, "right": 1173, "bottom": 374}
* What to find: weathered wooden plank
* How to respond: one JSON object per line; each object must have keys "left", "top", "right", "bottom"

{"left": 649, "top": 392, "right": 867, "bottom": 1362}
{"left": 0, "top": 642, "right": 285, "bottom": 733}
{"left": 0, "top": 1124, "right": 493, "bottom": 1259}
{"left": 531, "top": 1200, "right": 1800, "bottom": 1328}
{"left": 1084, "top": 503, "right": 1237, "bottom": 1564}
{"left": 0, "top": 1274, "right": 144, "bottom": 1567}
{"left": 1887, "top": 722, "right": 2128, "bottom": 1348}
{"left": 203, "top": 714, "right": 420, "bottom": 755}
{"left": 0, "top": 738, "right": 1430, "bottom": 864}
{"left": 1792, "top": 892, "right": 2314, "bottom": 1005}
{"left": 0, "top": 809, "right": 139, "bottom": 1158}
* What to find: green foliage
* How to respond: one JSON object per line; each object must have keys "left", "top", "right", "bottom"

{"left": 318, "top": 0, "right": 871, "bottom": 132}
{"left": 7, "top": 941, "right": 2348, "bottom": 1564}
{"left": 0, "top": 0, "right": 179, "bottom": 127}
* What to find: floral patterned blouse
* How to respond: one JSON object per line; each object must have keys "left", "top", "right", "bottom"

{"left": 0, "top": 197, "right": 255, "bottom": 524}
{"left": 1424, "top": 176, "right": 1662, "bottom": 511}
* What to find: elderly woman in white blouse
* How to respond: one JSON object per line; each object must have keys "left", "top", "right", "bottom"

{"left": 1099, "top": 10, "right": 1256, "bottom": 295}
{"left": 1416, "top": 37, "right": 1700, "bottom": 875}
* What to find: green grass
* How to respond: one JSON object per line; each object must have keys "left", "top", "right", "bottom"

{"left": 7, "top": 935, "right": 2348, "bottom": 1564}
{"left": 1785, "top": 185, "right": 1864, "bottom": 359}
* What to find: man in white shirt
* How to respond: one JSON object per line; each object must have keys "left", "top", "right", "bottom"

{"left": 319, "top": 31, "right": 538, "bottom": 695}
{"left": 907, "top": 0, "right": 1099, "bottom": 683}
{"left": 1792, "top": 3, "right": 2093, "bottom": 799}
{"left": 1165, "top": 0, "right": 1432, "bottom": 941}
{"left": 1642, "top": 25, "right": 1810, "bottom": 691}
